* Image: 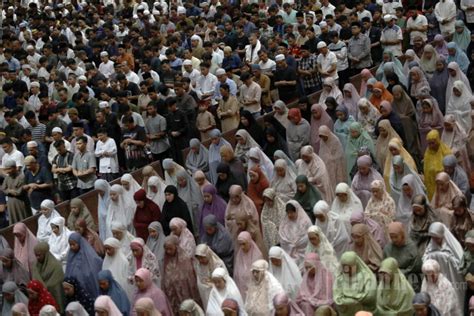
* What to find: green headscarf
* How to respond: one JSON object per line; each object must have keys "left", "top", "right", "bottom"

{"left": 334, "top": 251, "right": 377, "bottom": 316}
{"left": 376, "top": 257, "right": 415, "bottom": 316}
{"left": 345, "top": 122, "right": 375, "bottom": 172}
{"left": 453, "top": 20, "right": 471, "bottom": 52}
{"left": 31, "top": 242, "right": 65, "bottom": 311}
{"left": 293, "top": 175, "right": 321, "bottom": 222}
{"left": 460, "top": 230, "right": 474, "bottom": 274}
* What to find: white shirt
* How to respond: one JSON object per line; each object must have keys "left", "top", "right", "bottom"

{"left": 98, "top": 60, "right": 115, "bottom": 79}
{"left": 321, "top": 3, "right": 336, "bottom": 17}
{"left": 27, "top": 93, "right": 41, "bottom": 114}
{"left": 48, "top": 139, "right": 71, "bottom": 165}
{"left": 196, "top": 73, "right": 218, "bottom": 99}
{"left": 435, "top": 0, "right": 457, "bottom": 35}
{"left": 406, "top": 14, "right": 428, "bottom": 44}
{"left": 381, "top": 25, "right": 404, "bottom": 57}
{"left": 259, "top": 59, "right": 276, "bottom": 75}
{"left": 461, "top": 0, "right": 474, "bottom": 23}
{"left": 95, "top": 138, "right": 119, "bottom": 173}
{"left": 317, "top": 51, "right": 338, "bottom": 80}
{"left": 1, "top": 149, "right": 24, "bottom": 168}
{"left": 357, "top": 10, "right": 372, "bottom": 21}
{"left": 183, "top": 69, "right": 201, "bottom": 86}
{"left": 239, "top": 81, "right": 262, "bottom": 114}
{"left": 125, "top": 71, "right": 140, "bottom": 85}
{"left": 138, "top": 70, "right": 161, "bottom": 83}
{"left": 120, "top": 112, "right": 145, "bottom": 128}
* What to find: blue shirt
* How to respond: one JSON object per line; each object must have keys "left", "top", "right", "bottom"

{"left": 5, "top": 57, "right": 20, "bottom": 72}
{"left": 214, "top": 78, "right": 237, "bottom": 100}
{"left": 222, "top": 54, "right": 241, "bottom": 70}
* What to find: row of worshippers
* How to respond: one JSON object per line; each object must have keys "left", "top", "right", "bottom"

{"left": 4, "top": 213, "right": 474, "bottom": 316}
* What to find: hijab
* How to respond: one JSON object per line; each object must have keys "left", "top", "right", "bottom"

{"left": 200, "top": 184, "right": 227, "bottom": 236}
{"left": 162, "top": 185, "right": 194, "bottom": 236}
{"left": 360, "top": 68, "right": 374, "bottom": 98}
{"left": 268, "top": 246, "right": 303, "bottom": 300}
{"left": 97, "top": 270, "right": 131, "bottom": 315}
{"left": 102, "top": 237, "right": 130, "bottom": 295}
{"left": 453, "top": 20, "right": 471, "bottom": 51}
{"left": 318, "top": 78, "right": 343, "bottom": 106}
{"left": 370, "top": 81, "right": 393, "bottom": 110}
{"left": 13, "top": 222, "right": 38, "bottom": 273}
{"left": 233, "top": 231, "right": 264, "bottom": 297}
{"left": 309, "top": 103, "right": 334, "bottom": 153}
{"left": 350, "top": 223, "right": 384, "bottom": 272}
{"left": 420, "top": 44, "right": 439, "bottom": 76}
{"left": 306, "top": 226, "right": 340, "bottom": 276}
{"left": 67, "top": 198, "right": 95, "bottom": 232}
{"left": 2, "top": 281, "right": 29, "bottom": 316}
{"left": 94, "top": 295, "right": 122, "bottom": 316}
{"left": 429, "top": 57, "right": 449, "bottom": 113}
{"left": 95, "top": 179, "right": 111, "bottom": 241}
{"left": 186, "top": 138, "right": 210, "bottom": 174}
{"left": 447, "top": 80, "right": 473, "bottom": 133}
{"left": 27, "top": 280, "right": 58, "bottom": 316}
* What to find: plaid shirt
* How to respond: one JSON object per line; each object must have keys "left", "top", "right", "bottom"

{"left": 298, "top": 55, "right": 320, "bottom": 89}
{"left": 53, "top": 151, "right": 77, "bottom": 191}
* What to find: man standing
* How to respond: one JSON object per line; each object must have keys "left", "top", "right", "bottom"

{"left": 52, "top": 139, "right": 79, "bottom": 201}
{"left": 406, "top": 6, "right": 428, "bottom": 46}
{"left": 298, "top": 45, "right": 321, "bottom": 95}
{"left": 145, "top": 103, "right": 170, "bottom": 162}
{"left": 316, "top": 41, "right": 338, "bottom": 83}
{"left": 95, "top": 128, "right": 119, "bottom": 182}
{"left": 435, "top": 0, "right": 457, "bottom": 37}
{"left": 23, "top": 155, "right": 53, "bottom": 214}
{"left": 239, "top": 72, "right": 262, "bottom": 118}
{"left": 166, "top": 98, "right": 188, "bottom": 165}
{"left": 347, "top": 22, "right": 373, "bottom": 75}
{"left": 274, "top": 54, "right": 298, "bottom": 104}
{"left": 121, "top": 116, "right": 148, "bottom": 171}
{"left": 72, "top": 136, "right": 97, "bottom": 194}
{"left": 380, "top": 15, "right": 403, "bottom": 57}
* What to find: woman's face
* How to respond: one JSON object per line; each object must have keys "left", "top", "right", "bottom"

{"left": 454, "top": 205, "right": 465, "bottom": 217}
{"left": 104, "top": 245, "right": 116, "bottom": 257}
{"left": 132, "top": 246, "right": 144, "bottom": 258}
{"left": 336, "top": 110, "right": 346, "bottom": 121}
{"left": 196, "top": 255, "right": 209, "bottom": 265}
{"left": 27, "top": 289, "right": 38, "bottom": 300}
{"left": 121, "top": 181, "right": 130, "bottom": 191}
{"left": 412, "top": 205, "right": 426, "bottom": 216}
{"left": 230, "top": 193, "right": 241, "bottom": 205}
{"left": 427, "top": 138, "right": 439, "bottom": 151}
{"left": 436, "top": 180, "right": 450, "bottom": 193}
{"left": 275, "top": 166, "right": 286, "bottom": 178}
{"left": 212, "top": 277, "right": 226, "bottom": 290}
{"left": 170, "top": 225, "right": 183, "bottom": 236}
{"left": 41, "top": 207, "right": 52, "bottom": 217}
{"left": 379, "top": 126, "right": 388, "bottom": 137}
{"left": 287, "top": 210, "right": 298, "bottom": 221}
{"left": 239, "top": 239, "right": 250, "bottom": 253}
{"left": 135, "top": 276, "right": 146, "bottom": 290}
{"left": 164, "top": 243, "right": 177, "bottom": 256}
{"left": 351, "top": 233, "right": 364, "bottom": 247}
{"left": 336, "top": 192, "right": 348, "bottom": 203}
{"left": 402, "top": 184, "right": 413, "bottom": 198}
{"left": 51, "top": 224, "right": 60, "bottom": 236}
{"left": 435, "top": 60, "right": 444, "bottom": 72}
{"left": 165, "top": 192, "right": 174, "bottom": 203}
{"left": 393, "top": 163, "right": 403, "bottom": 174}
{"left": 263, "top": 196, "right": 274, "bottom": 208}
{"left": 312, "top": 109, "right": 322, "bottom": 119}
{"left": 112, "top": 229, "right": 124, "bottom": 241}
{"left": 350, "top": 129, "right": 360, "bottom": 139}
{"left": 236, "top": 135, "right": 245, "bottom": 145}
{"left": 319, "top": 134, "right": 328, "bottom": 142}
{"left": 453, "top": 87, "right": 462, "bottom": 97}
{"left": 304, "top": 263, "right": 316, "bottom": 277}
{"left": 389, "top": 146, "right": 400, "bottom": 156}
{"left": 110, "top": 191, "right": 119, "bottom": 202}
{"left": 177, "top": 176, "right": 187, "bottom": 188}
{"left": 71, "top": 206, "right": 80, "bottom": 215}
{"left": 371, "top": 187, "right": 383, "bottom": 199}
{"left": 266, "top": 133, "right": 275, "bottom": 143}
{"left": 389, "top": 232, "right": 404, "bottom": 247}
{"left": 359, "top": 105, "right": 369, "bottom": 115}
{"left": 423, "top": 50, "right": 433, "bottom": 60}
{"left": 383, "top": 52, "right": 390, "bottom": 62}
{"left": 98, "top": 280, "right": 109, "bottom": 292}
{"left": 218, "top": 172, "right": 228, "bottom": 181}
{"left": 249, "top": 171, "right": 259, "bottom": 183}
{"left": 308, "top": 232, "right": 320, "bottom": 247}
{"left": 379, "top": 271, "right": 392, "bottom": 285}
{"left": 203, "top": 192, "right": 213, "bottom": 204}
{"left": 358, "top": 164, "right": 370, "bottom": 176}
{"left": 344, "top": 90, "right": 352, "bottom": 98}
{"left": 448, "top": 68, "right": 456, "bottom": 77}
{"left": 296, "top": 183, "right": 307, "bottom": 194}
{"left": 14, "top": 232, "right": 25, "bottom": 245}
{"left": 270, "top": 257, "right": 282, "bottom": 267}
{"left": 69, "top": 240, "right": 80, "bottom": 252}
{"left": 393, "top": 90, "right": 402, "bottom": 100}
{"left": 323, "top": 84, "right": 332, "bottom": 93}
{"left": 372, "top": 89, "right": 381, "bottom": 98}
{"left": 422, "top": 102, "right": 432, "bottom": 113}
{"left": 424, "top": 270, "right": 438, "bottom": 284}
{"left": 240, "top": 116, "right": 249, "bottom": 126}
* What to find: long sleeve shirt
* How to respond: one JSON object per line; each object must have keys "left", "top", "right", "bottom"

{"left": 347, "top": 34, "right": 373, "bottom": 69}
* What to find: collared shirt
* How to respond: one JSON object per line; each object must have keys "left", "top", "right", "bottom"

{"left": 72, "top": 150, "right": 97, "bottom": 189}
{"left": 95, "top": 137, "right": 119, "bottom": 174}
{"left": 239, "top": 81, "right": 262, "bottom": 113}
{"left": 406, "top": 14, "right": 428, "bottom": 44}
{"left": 24, "top": 166, "right": 53, "bottom": 209}
{"left": 145, "top": 114, "right": 170, "bottom": 154}
{"left": 317, "top": 51, "right": 339, "bottom": 80}
{"left": 380, "top": 25, "right": 403, "bottom": 57}
{"left": 328, "top": 40, "right": 349, "bottom": 71}
{"left": 196, "top": 73, "right": 218, "bottom": 99}
{"left": 214, "top": 78, "right": 238, "bottom": 101}
{"left": 299, "top": 55, "right": 321, "bottom": 89}
{"left": 347, "top": 34, "right": 373, "bottom": 69}
{"left": 53, "top": 151, "right": 77, "bottom": 191}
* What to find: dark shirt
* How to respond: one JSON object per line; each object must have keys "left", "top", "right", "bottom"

{"left": 274, "top": 66, "right": 298, "bottom": 103}
{"left": 24, "top": 166, "right": 53, "bottom": 210}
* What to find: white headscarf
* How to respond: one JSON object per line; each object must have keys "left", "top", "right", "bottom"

{"left": 268, "top": 246, "right": 303, "bottom": 300}
{"left": 206, "top": 267, "right": 246, "bottom": 316}
{"left": 446, "top": 80, "right": 473, "bottom": 133}
{"left": 279, "top": 200, "right": 312, "bottom": 265}
{"left": 95, "top": 179, "right": 111, "bottom": 241}
{"left": 65, "top": 302, "right": 89, "bottom": 316}
{"left": 102, "top": 237, "right": 130, "bottom": 293}
{"left": 305, "top": 225, "right": 340, "bottom": 276}
{"left": 147, "top": 175, "right": 166, "bottom": 209}
{"left": 247, "top": 147, "right": 274, "bottom": 181}
{"left": 162, "top": 158, "right": 186, "bottom": 186}
{"left": 194, "top": 244, "right": 227, "bottom": 309}
{"left": 37, "top": 199, "right": 60, "bottom": 242}
{"left": 110, "top": 222, "right": 135, "bottom": 258}
{"left": 48, "top": 216, "right": 71, "bottom": 268}
{"left": 106, "top": 184, "right": 133, "bottom": 238}
{"left": 397, "top": 174, "right": 426, "bottom": 227}
{"left": 331, "top": 182, "right": 364, "bottom": 232}
{"left": 312, "top": 200, "right": 351, "bottom": 258}
{"left": 270, "top": 159, "right": 296, "bottom": 203}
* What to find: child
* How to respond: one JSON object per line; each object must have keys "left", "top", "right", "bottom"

{"left": 196, "top": 101, "right": 216, "bottom": 141}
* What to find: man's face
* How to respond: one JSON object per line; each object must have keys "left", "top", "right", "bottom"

{"left": 76, "top": 139, "right": 86, "bottom": 152}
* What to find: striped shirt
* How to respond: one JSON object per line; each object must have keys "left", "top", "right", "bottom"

{"left": 29, "top": 123, "right": 47, "bottom": 143}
